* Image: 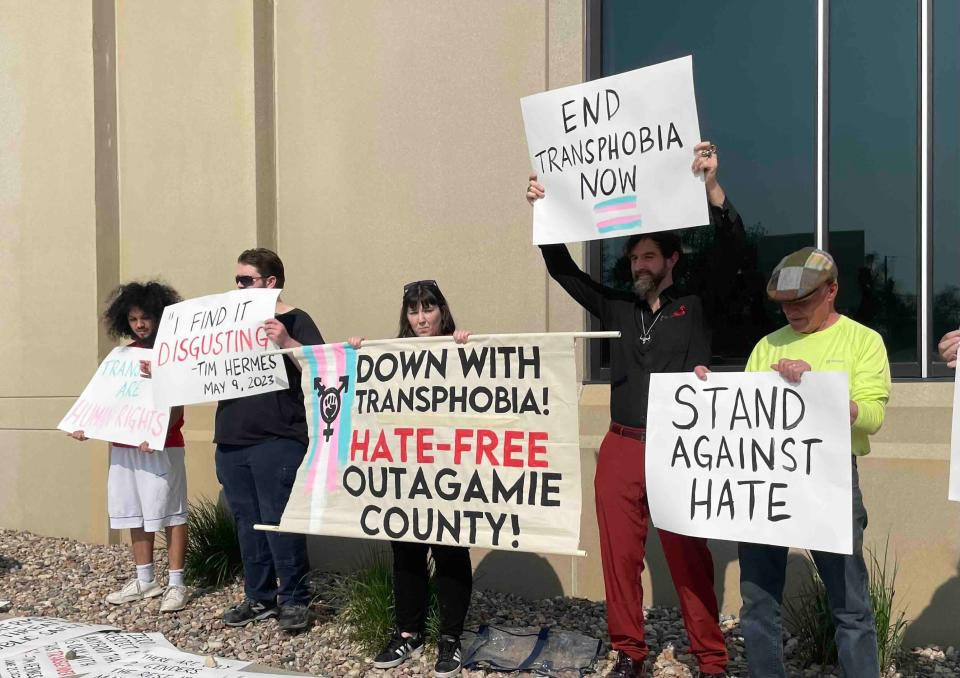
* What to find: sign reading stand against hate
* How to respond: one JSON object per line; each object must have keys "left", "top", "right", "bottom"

{"left": 521, "top": 55, "right": 708, "bottom": 245}
{"left": 646, "top": 372, "right": 854, "bottom": 555}
{"left": 151, "top": 289, "right": 287, "bottom": 408}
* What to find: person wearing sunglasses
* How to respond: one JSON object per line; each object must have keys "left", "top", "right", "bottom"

{"left": 347, "top": 280, "right": 471, "bottom": 678}
{"left": 214, "top": 248, "right": 325, "bottom": 632}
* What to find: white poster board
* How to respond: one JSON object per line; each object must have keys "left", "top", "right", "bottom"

{"left": 949, "top": 366, "right": 960, "bottom": 501}
{"left": 0, "top": 633, "right": 174, "bottom": 678}
{"left": 0, "top": 619, "right": 116, "bottom": 660}
{"left": 646, "top": 372, "right": 854, "bottom": 554}
{"left": 277, "top": 334, "right": 583, "bottom": 555}
{"left": 58, "top": 347, "right": 169, "bottom": 450}
{"left": 83, "top": 648, "right": 250, "bottom": 678}
{"left": 151, "top": 289, "right": 287, "bottom": 407}
{"left": 521, "top": 55, "right": 708, "bottom": 245}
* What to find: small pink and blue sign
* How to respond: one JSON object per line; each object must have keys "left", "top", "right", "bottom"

{"left": 593, "top": 194, "right": 642, "bottom": 234}
{"left": 300, "top": 343, "right": 357, "bottom": 496}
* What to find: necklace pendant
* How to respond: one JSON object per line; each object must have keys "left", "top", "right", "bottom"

{"left": 640, "top": 335, "right": 651, "bottom": 344}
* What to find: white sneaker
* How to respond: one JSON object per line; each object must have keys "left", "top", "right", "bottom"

{"left": 160, "top": 585, "right": 189, "bottom": 613}
{"left": 105, "top": 578, "right": 163, "bottom": 605}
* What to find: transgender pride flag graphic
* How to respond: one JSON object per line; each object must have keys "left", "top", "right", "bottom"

{"left": 298, "top": 343, "right": 357, "bottom": 500}
{"left": 593, "top": 194, "right": 642, "bottom": 234}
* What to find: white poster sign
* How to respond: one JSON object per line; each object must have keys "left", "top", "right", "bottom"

{"left": 521, "top": 55, "right": 708, "bottom": 245}
{"left": 949, "top": 366, "right": 960, "bottom": 501}
{"left": 83, "top": 648, "right": 250, "bottom": 678}
{"left": 0, "top": 633, "right": 174, "bottom": 678}
{"left": 58, "top": 347, "right": 169, "bottom": 450}
{"left": 0, "top": 619, "right": 116, "bottom": 660}
{"left": 151, "top": 289, "right": 287, "bottom": 407}
{"left": 646, "top": 372, "right": 854, "bottom": 555}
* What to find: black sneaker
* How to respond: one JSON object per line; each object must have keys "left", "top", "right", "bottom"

{"left": 222, "top": 599, "right": 278, "bottom": 627}
{"left": 434, "top": 635, "right": 463, "bottom": 678}
{"left": 373, "top": 630, "right": 424, "bottom": 669}
{"left": 605, "top": 651, "right": 646, "bottom": 678}
{"left": 278, "top": 603, "right": 310, "bottom": 632}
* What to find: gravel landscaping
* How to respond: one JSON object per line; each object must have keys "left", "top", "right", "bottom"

{"left": 1, "top": 529, "right": 956, "bottom": 677}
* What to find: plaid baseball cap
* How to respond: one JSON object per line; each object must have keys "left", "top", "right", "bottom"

{"left": 767, "top": 247, "right": 838, "bottom": 302}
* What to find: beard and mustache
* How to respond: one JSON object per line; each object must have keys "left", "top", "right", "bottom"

{"left": 632, "top": 269, "right": 664, "bottom": 297}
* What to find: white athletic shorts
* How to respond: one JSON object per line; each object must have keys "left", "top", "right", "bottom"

{"left": 107, "top": 445, "right": 188, "bottom": 532}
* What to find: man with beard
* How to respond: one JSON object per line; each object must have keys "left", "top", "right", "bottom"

{"left": 525, "top": 142, "right": 741, "bottom": 678}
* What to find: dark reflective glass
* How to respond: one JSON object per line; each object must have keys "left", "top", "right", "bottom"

{"left": 828, "top": 0, "right": 919, "bottom": 368}
{"left": 595, "top": 0, "right": 816, "bottom": 373}
{"left": 933, "top": 0, "right": 960, "bottom": 368}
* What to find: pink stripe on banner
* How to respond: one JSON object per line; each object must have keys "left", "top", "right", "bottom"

{"left": 594, "top": 202, "right": 637, "bottom": 214}
{"left": 325, "top": 345, "right": 346, "bottom": 492}
{"left": 305, "top": 345, "right": 328, "bottom": 495}
{"left": 597, "top": 214, "right": 642, "bottom": 229}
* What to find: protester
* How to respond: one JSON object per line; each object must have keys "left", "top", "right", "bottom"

{"left": 696, "top": 247, "right": 891, "bottom": 677}
{"left": 348, "top": 280, "right": 471, "bottom": 678}
{"left": 939, "top": 330, "right": 959, "bottom": 368}
{"left": 215, "top": 248, "right": 324, "bottom": 632}
{"left": 67, "top": 281, "right": 189, "bottom": 613}
{"left": 526, "top": 142, "right": 737, "bottom": 678}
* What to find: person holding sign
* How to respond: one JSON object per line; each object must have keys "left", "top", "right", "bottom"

{"left": 348, "top": 280, "right": 472, "bottom": 678}
{"left": 215, "top": 248, "right": 325, "bottom": 632}
{"left": 696, "top": 248, "right": 891, "bottom": 678}
{"left": 526, "top": 142, "right": 736, "bottom": 677}
{"left": 67, "top": 281, "right": 190, "bottom": 613}
{"left": 939, "top": 330, "right": 959, "bottom": 368}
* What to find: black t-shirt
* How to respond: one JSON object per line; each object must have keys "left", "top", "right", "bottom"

{"left": 214, "top": 308, "right": 324, "bottom": 447}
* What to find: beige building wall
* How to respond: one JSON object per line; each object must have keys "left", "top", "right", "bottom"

{"left": 0, "top": 0, "right": 107, "bottom": 544}
{"left": 1, "top": 0, "right": 957, "bottom": 646}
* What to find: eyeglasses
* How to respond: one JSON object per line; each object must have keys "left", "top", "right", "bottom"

{"left": 235, "top": 275, "right": 268, "bottom": 287}
{"left": 403, "top": 279, "right": 441, "bottom": 295}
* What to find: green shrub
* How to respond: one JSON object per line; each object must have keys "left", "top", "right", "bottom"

{"left": 784, "top": 541, "right": 908, "bottom": 671}
{"left": 183, "top": 497, "right": 243, "bottom": 588}
{"left": 332, "top": 550, "right": 441, "bottom": 655}
{"left": 869, "top": 539, "right": 908, "bottom": 672}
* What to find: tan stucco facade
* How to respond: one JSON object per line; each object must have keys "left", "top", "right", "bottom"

{"left": 1, "top": 0, "right": 957, "bottom": 645}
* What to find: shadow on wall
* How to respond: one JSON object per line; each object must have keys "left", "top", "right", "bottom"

{"left": 306, "top": 536, "right": 391, "bottom": 573}
{"left": 472, "top": 550, "right": 565, "bottom": 600}
{"left": 907, "top": 560, "right": 960, "bottom": 647}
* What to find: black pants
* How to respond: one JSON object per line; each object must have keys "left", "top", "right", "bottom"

{"left": 215, "top": 438, "right": 310, "bottom": 605}
{"left": 392, "top": 541, "right": 472, "bottom": 638}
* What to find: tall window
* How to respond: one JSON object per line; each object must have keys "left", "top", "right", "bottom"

{"left": 828, "top": 0, "right": 919, "bottom": 375}
{"left": 591, "top": 0, "right": 816, "bottom": 378}
{"left": 591, "top": 0, "right": 954, "bottom": 380}
{"left": 932, "top": 0, "right": 960, "bottom": 375}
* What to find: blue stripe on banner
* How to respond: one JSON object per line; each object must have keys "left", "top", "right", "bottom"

{"left": 337, "top": 345, "right": 357, "bottom": 466}
{"left": 303, "top": 346, "right": 322, "bottom": 469}
{"left": 597, "top": 219, "right": 642, "bottom": 233}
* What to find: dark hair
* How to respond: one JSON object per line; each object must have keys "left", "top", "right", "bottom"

{"left": 103, "top": 281, "right": 182, "bottom": 341}
{"left": 623, "top": 232, "right": 683, "bottom": 260}
{"left": 237, "top": 248, "right": 285, "bottom": 288}
{"left": 397, "top": 282, "right": 456, "bottom": 338}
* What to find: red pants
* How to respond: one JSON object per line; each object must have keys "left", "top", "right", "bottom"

{"left": 595, "top": 428, "right": 727, "bottom": 672}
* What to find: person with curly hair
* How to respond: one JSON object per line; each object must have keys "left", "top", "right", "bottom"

{"left": 67, "top": 280, "right": 190, "bottom": 613}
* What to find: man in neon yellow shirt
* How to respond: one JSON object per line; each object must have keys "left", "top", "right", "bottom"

{"left": 699, "top": 247, "right": 891, "bottom": 677}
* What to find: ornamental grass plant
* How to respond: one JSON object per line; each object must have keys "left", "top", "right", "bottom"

{"left": 181, "top": 496, "right": 243, "bottom": 588}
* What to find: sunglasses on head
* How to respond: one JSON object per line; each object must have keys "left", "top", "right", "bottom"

{"left": 403, "top": 279, "right": 441, "bottom": 295}
{"left": 235, "top": 275, "right": 268, "bottom": 287}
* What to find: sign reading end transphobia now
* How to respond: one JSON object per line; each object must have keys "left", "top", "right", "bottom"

{"left": 646, "top": 372, "right": 854, "bottom": 555}
{"left": 151, "top": 289, "right": 287, "bottom": 408}
{"left": 521, "top": 55, "right": 709, "bottom": 245}
{"left": 949, "top": 366, "right": 960, "bottom": 501}
{"left": 58, "top": 347, "right": 169, "bottom": 451}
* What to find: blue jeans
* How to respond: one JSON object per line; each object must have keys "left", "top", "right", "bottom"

{"left": 216, "top": 438, "right": 310, "bottom": 606}
{"left": 739, "top": 458, "right": 879, "bottom": 678}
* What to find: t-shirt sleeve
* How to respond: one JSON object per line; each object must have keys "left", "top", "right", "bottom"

{"left": 292, "top": 310, "right": 325, "bottom": 346}
{"left": 851, "top": 330, "right": 891, "bottom": 435}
